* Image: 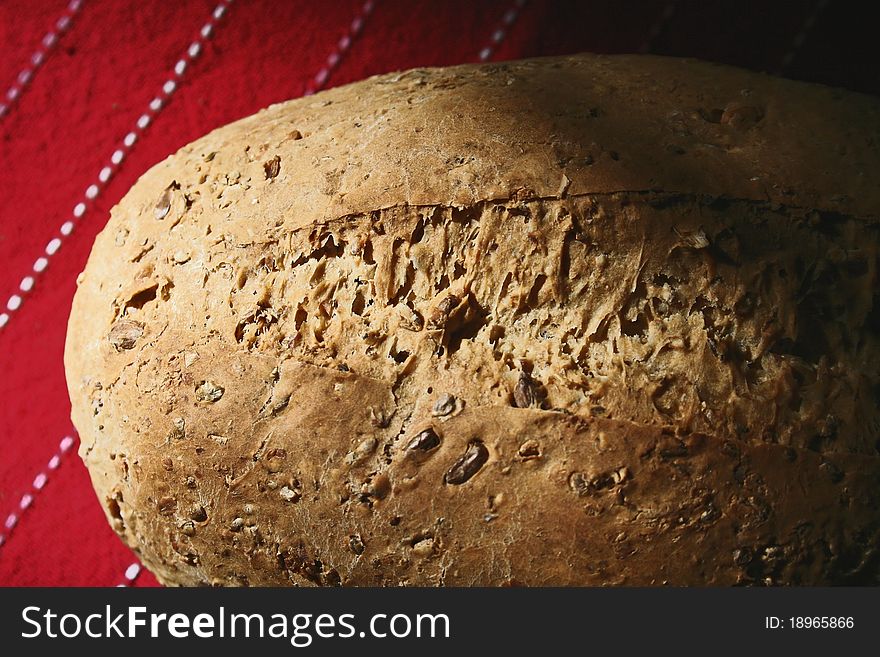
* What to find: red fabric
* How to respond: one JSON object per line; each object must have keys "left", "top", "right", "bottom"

{"left": 0, "top": 0, "right": 875, "bottom": 587}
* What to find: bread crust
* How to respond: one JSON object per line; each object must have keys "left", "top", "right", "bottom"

{"left": 65, "top": 54, "right": 880, "bottom": 586}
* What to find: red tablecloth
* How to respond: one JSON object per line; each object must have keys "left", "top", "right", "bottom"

{"left": 0, "top": 0, "right": 876, "bottom": 587}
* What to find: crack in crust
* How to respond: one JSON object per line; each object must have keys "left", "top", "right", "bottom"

{"left": 138, "top": 192, "right": 877, "bottom": 456}
{"left": 70, "top": 192, "right": 880, "bottom": 587}
{"left": 66, "top": 54, "right": 880, "bottom": 586}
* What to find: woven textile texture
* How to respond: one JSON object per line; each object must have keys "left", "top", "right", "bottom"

{"left": 0, "top": 0, "right": 876, "bottom": 586}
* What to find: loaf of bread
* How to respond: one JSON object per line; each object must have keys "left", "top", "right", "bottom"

{"left": 65, "top": 54, "right": 880, "bottom": 586}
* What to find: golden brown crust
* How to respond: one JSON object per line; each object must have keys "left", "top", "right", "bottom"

{"left": 65, "top": 54, "right": 880, "bottom": 586}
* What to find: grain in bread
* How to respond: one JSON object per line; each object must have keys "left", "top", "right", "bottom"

{"left": 65, "top": 54, "right": 880, "bottom": 585}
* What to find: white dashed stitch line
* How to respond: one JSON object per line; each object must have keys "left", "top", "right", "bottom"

{"left": 776, "top": 0, "right": 829, "bottom": 74}
{"left": 477, "top": 0, "right": 527, "bottom": 62}
{"left": 117, "top": 563, "right": 143, "bottom": 587}
{"left": 0, "top": 1, "right": 234, "bottom": 335}
{"left": 303, "top": 0, "right": 377, "bottom": 96}
{"left": 639, "top": 1, "right": 679, "bottom": 54}
{"left": 3, "top": 0, "right": 367, "bottom": 575}
{"left": 0, "top": 0, "right": 85, "bottom": 120}
{"left": 0, "top": 435, "right": 76, "bottom": 550}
